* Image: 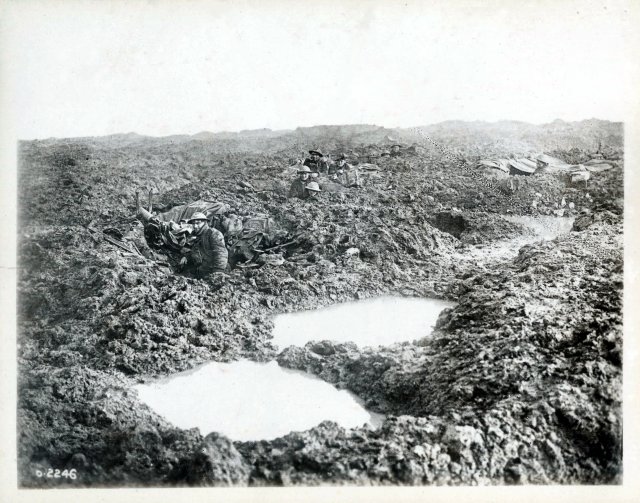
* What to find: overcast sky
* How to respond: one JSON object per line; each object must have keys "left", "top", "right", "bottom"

{"left": 2, "top": 0, "right": 638, "bottom": 139}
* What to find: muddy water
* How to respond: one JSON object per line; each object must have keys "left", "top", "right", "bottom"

{"left": 271, "top": 296, "right": 455, "bottom": 349}
{"left": 462, "top": 215, "right": 575, "bottom": 261}
{"left": 503, "top": 215, "right": 575, "bottom": 240}
{"left": 134, "top": 359, "right": 384, "bottom": 441}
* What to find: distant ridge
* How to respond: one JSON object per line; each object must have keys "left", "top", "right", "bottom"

{"left": 25, "top": 119, "right": 622, "bottom": 154}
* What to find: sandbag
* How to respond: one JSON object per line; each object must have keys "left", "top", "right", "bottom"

{"left": 583, "top": 159, "right": 614, "bottom": 173}
{"left": 537, "top": 154, "right": 569, "bottom": 167}
{"left": 508, "top": 159, "right": 536, "bottom": 175}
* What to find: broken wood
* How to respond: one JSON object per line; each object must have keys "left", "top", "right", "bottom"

{"left": 257, "top": 239, "right": 300, "bottom": 253}
{"left": 103, "top": 234, "right": 136, "bottom": 254}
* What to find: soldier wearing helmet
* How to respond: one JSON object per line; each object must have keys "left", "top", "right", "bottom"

{"left": 303, "top": 149, "right": 329, "bottom": 177}
{"left": 178, "top": 212, "right": 228, "bottom": 276}
{"left": 304, "top": 181, "right": 322, "bottom": 200}
{"left": 288, "top": 165, "right": 312, "bottom": 199}
{"left": 334, "top": 154, "right": 360, "bottom": 188}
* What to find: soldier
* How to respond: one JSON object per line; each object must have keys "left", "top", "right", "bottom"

{"left": 303, "top": 149, "right": 328, "bottom": 177}
{"left": 333, "top": 153, "right": 347, "bottom": 182}
{"left": 179, "top": 212, "right": 228, "bottom": 276}
{"left": 288, "top": 165, "right": 312, "bottom": 199}
{"left": 327, "top": 156, "right": 338, "bottom": 180}
{"left": 304, "top": 181, "right": 322, "bottom": 200}
{"left": 335, "top": 154, "right": 360, "bottom": 188}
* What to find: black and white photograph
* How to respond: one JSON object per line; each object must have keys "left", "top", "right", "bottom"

{"left": 1, "top": 1, "right": 639, "bottom": 501}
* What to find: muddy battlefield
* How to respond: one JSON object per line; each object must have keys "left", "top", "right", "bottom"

{"left": 17, "top": 120, "right": 623, "bottom": 487}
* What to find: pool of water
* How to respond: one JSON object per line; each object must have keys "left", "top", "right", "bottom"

{"left": 271, "top": 295, "right": 455, "bottom": 349}
{"left": 503, "top": 215, "right": 575, "bottom": 240}
{"left": 462, "top": 215, "right": 575, "bottom": 261}
{"left": 134, "top": 359, "right": 384, "bottom": 441}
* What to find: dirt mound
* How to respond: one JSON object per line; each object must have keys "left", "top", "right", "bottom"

{"left": 275, "top": 219, "right": 622, "bottom": 484}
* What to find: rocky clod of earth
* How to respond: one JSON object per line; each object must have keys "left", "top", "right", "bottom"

{"left": 17, "top": 122, "right": 623, "bottom": 486}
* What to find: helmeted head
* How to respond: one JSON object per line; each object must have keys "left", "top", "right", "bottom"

{"left": 305, "top": 181, "right": 321, "bottom": 199}
{"left": 297, "top": 165, "right": 311, "bottom": 180}
{"left": 309, "top": 149, "right": 322, "bottom": 160}
{"left": 188, "top": 212, "right": 209, "bottom": 231}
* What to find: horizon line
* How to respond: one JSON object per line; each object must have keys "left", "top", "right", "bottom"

{"left": 18, "top": 117, "right": 623, "bottom": 142}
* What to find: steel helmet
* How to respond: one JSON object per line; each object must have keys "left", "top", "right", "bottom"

{"left": 305, "top": 181, "right": 321, "bottom": 192}
{"left": 297, "top": 165, "right": 312, "bottom": 173}
{"left": 188, "top": 212, "right": 209, "bottom": 223}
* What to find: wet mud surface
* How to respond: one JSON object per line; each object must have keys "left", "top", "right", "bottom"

{"left": 17, "top": 135, "right": 623, "bottom": 486}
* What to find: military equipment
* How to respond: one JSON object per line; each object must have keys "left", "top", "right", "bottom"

{"left": 187, "top": 212, "right": 209, "bottom": 223}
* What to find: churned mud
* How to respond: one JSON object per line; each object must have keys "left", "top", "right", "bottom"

{"left": 17, "top": 130, "right": 623, "bottom": 486}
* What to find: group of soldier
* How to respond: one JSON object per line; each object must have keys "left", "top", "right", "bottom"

{"left": 136, "top": 146, "right": 402, "bottom": 277}
{"left": 288, "top": 150, "right": 360, "bottom": 200}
